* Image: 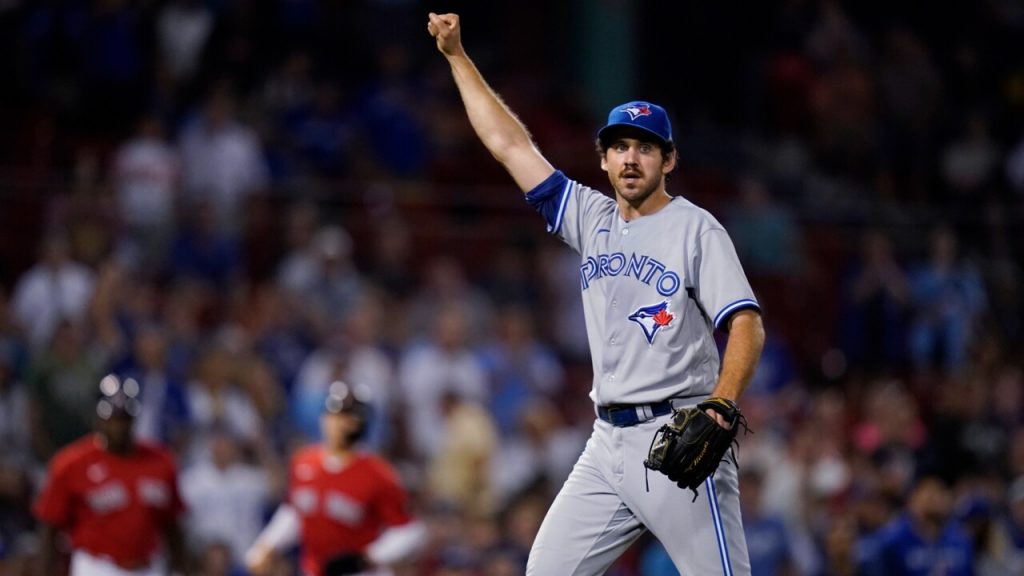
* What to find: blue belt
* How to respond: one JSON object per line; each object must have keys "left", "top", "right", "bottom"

{"left": 597, "top": 401, "right": 673, "bottom": 427}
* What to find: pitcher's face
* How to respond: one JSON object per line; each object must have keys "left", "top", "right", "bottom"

{"left": 601, "top": 138, "right": 675, "bottom": 206}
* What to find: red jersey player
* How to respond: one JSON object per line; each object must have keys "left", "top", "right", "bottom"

{"left": 33, "top": 374, "right": 189, "bottom": 576}
{"left": 246, "top": 381, "right": 426, "bottom": 576}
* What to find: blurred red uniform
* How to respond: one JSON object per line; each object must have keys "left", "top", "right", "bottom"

{"left": 33, "top": 374, "right": 188, "bottom": 576}
{"left": 289, "top": 445, "right": 413, "bottom": 576}
{"left": 247, "top": 381, "right": 425, "bottom": 576}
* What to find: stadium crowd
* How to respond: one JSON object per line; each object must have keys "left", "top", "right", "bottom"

{"left": 1, "top": 0, "right": 1023, "bottom": 574}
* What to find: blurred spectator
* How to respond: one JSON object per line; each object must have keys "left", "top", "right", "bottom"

{"left": 179, "top": 85, "right": 269, "bottom": 234}
{"left": 839, "top": 229, "right": 910, "bottom": 375}
{"left": 941, "top": 113, "right": 1002, "bottom": 202}
{"left": 277, "top": 224, "right": 364, "bottom": 337}
{"left": 907, "top": 224, "right": 987, "bottom": 375}
{"left": 398, "top": 303, "right": 488, "bottom": 460}
{"left": 480, "top": 240, "right": 543, "bottom": 308}
{"left": 804, "top": 0, "right": 868, "bottom": 68}
{"left": 0, "top": 459, "right": 34, "bottom": 575}
{"left": 490, "top": 399, "right": 586, "bottom": 508}
{"left": 260, "top": 50, "right": 315, "bottom": 125}
{"left": 427, "top": 390, "right": 499, "bottom": 517}
{"left": 167, "top": 199, "right": 243, "bottom": 291}
{"left": 365, "top": 213, "right": 417, "bottom": 304}
{"left": 284, "top": 78, "right": 353, "bottom": 178}
{"left": 406, "top": 256, "right": 494, "bottom": 344}
{"left": 162, "top": 280, "right": 208, "bottom": 383}
{"left": 111, "top": 112, "right": 181, "bottom": 275}
{"left": 817, "top": 514, "right": 861, "bottom": 576}
{"left": 991, "top": 364, "right": 1024, "bottom": 430}
{"left": 876, "top": 27, "right": 942, "bottom": 202}
{"left": 352, "top": 43, "right": 427, "bottom": 179}
{"left": 853, "top": 380, "right": 924, "bottom": 493}
{"left": 500, "top": 494, "right": 548, "bottom": 569}
{"left": 478, "top": 304, "right": 564, "bottom": 435}
{"left": 179, "top": 426, "right": 279, "bottom": 568}
{"left": 866, "top": 475, "right": 974, "bottom": 575}
{"left": 258, "top": 50, "right": 317, "bottom": 181}
{"left": 115, "top": 324, "right": 191, "bottom": 448}
{"left": 0, "top": 290, "right": 27, "bottom": 372}
{"left": 0, "top": 344, "right": 31, "bottom": 468}
{"left": 806, "top": 3, "right": 877, "bottom": 181}
{"left": 739, "top": 466, "right": 802, "bottom": 576}
{"left": 974, "top": 476, "right": 1024, "bottom": 575}
{"left": 244, "top": 282, "right": 314, "bottom": 396}
{"left": 925, "top": 376, "right": 1009, "bottom": 483}
{"left": 274, "top": 201, "right": 320, "bottom": 293}
{"left": 980, "top": 202, "right": 1023, "bottom": 346}
{"left": 155, "top": 0, "right": 214, "bottom": 98}
{"left": 182, "top": 345, "right": 262, "bottom": 467}
{"left": 235, "top": 352, "right": 290, "bottom": 450}
{"left": 954, "top": 488, "right": 1000, "bottom": 576}
{"left": 744, "top": 328, "right": 800, "bottom": 397}
{"left": 726, "top": 176, "right": 803, "bottom": 276}
{"left": 49, "top": 146, "right": 117, "bottom": 269}
{"left": 9, "top": 234, "right": 96, "bottom": 352}
{"left": 537, "top": 242, "right": 589, "bottom": 361}
{"left": 27, "top": 319, "right": 112, "bottom": 461}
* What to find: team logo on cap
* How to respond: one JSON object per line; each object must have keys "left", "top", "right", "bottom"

{"left": 622, "top": 104, "right": 653, "bottom": 120}
{"left": 629, "top": 300, "right": 675, "bottom": 344}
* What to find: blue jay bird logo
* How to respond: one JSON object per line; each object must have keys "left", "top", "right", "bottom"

{"left": 621, "top": 104, "right": 653, "bottom": 120}
{"left": 629, "top": 301, "right": 675, "bottom": 344}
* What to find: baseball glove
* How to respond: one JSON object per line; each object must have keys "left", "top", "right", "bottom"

{"left": 644, "top": 397, "right": 749, "bottom": 500}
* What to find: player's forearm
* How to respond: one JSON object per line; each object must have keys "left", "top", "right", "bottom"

{"left": 711, "top": 310, "right": 765, "bottom": 401}
{"left": 366, "top": 520, "right": 428, "bottom": 566}
{"left": 249, "top": 503, "right": 301, "bottom": 553}
{"left": 446, "top": 54, "right": 537, "bottom": 166}
{"left": 431, "top": 12, "right": 552, "bottom": 190}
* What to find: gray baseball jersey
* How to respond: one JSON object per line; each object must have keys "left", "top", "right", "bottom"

{"left": 524, "top": 169, "right": 758, "bottom": 576}
{"left": 527, "top": 170, "right": 760, "bottom": 405}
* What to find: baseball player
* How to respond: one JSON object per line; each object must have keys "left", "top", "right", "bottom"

{"left": 33, "top": 374, "right": 189, "bottom": 576}
{"left": 245, "top": 381, "right": 426, "bottom": 576}
{"left": 428, "top": 12, "right": 765, "bottom": 576}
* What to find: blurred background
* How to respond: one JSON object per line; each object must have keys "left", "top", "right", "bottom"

{"left": 1, "top": 0, "right": 1023, "bottom": 574}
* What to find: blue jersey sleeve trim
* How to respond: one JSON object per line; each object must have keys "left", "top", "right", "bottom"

{"left": 713, "top": 299, "right": 761, "bottom": 331}
{"left": 525, "top": 170, "right": 571, "bottom": 234}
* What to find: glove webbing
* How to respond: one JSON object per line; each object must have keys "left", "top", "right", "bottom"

{"left": 643, "top": 399, "right": 754, "bottom": 500}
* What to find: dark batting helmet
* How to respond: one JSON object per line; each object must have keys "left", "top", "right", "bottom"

{"left": 323, "top": 380, "right": 371, "bottom": 441}
{"left": 96, "top": 374, "right": 142, "bottom": 420}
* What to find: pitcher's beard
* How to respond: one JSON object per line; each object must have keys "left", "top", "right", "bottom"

{"left": 614, "top": 176, "right": 660, "bottom": 206}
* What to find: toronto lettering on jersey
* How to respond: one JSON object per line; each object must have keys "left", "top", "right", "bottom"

{"left": 580, "top": 252, "right": 681, "bottom": 296}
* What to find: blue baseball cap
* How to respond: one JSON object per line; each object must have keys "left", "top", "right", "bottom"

{"left": 597, "top": 101, "right": 673, "bottom": 146}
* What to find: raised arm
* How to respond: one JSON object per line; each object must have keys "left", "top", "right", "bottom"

{"left": 428, "top": 12, "right": 555, "bottom": 192}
